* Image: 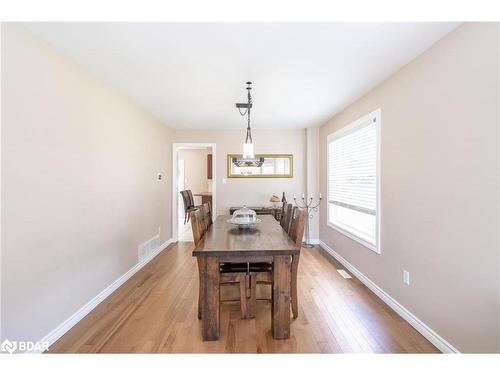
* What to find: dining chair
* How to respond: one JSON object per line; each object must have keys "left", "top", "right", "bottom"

{"left": 279, "top": 201, "right": 286, "bottom": 223}
{"left": 187, "top": 190, "right": 195, "bottom": 208}
{"left": 248, "top": 206, "right": 307, "bottom": 319}
{"left": 201, "top": 202, "right": 213, "bottom": 230}
{"left": 287, "top": 207, "right": 307, "bottom": 318}
{"left": 191, "top": 208, "right": 249, "bottom": 319}
{"left": 191, "top": 209, "right": 208, "bottom": 320}
{"left": 180, "top": 190, "right": 198, "bottom": 224}
{"left": 198, "top": 203, "right": 208, "bottom": 232}
{"left": 280, "top": 203, "right": 293, "bottom": 233}
{"left": 190, "top": 207, "right": 206, "bottom": 245}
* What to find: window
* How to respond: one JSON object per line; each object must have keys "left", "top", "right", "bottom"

{"left": 327, "top": 109, "right": 380, "bottom": 252}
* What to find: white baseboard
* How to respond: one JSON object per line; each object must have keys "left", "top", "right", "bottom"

{"left": 318, "top": 240, "right": 460, "bottom": 354}
{"left": 33, "top": 238, "right": 174, "bottom": 354}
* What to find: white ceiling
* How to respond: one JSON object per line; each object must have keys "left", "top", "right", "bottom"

{"left": 25, "top": 23, "right": 459, "bottom": 130}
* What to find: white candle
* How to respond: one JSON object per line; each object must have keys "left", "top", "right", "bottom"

{"left": 293, "top": 193, "right": 296, "bottom": 199}
{"left": 302, "top": 193, "right": 305, "bottom": 198}
{"left": 310, "top": 193, "right": 313, "bottom": 198}
{"left": 319, "top": 193, "right": 322, "bottom": 199}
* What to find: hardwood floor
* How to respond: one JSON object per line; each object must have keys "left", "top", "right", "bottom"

{"left": 48, "top": 242, "right": 439, "bottom": 353}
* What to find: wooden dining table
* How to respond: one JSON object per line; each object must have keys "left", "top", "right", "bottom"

{"left": 192, "top": 215, "right": 300, "bottom": 341}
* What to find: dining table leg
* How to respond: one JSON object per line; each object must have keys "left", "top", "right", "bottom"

{"left": 272, "top": 255, "right": 291, "bottom": 339}
{"left": 199, "top": 255, "right": 220, "bottom": 341}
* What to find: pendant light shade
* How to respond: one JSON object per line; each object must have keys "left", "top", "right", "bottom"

{"left": 243, "top": 142, "right": 254, "bottom": 159}
{"left": 232, "top": 82, "right": 264, "bottom": 168}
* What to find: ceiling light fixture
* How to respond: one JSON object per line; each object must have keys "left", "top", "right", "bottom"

{"left": 232, "top": 82, "right": 264, "bottom": 168}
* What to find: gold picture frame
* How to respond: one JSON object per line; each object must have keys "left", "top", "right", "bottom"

{"left": 227, "top": 154, "right": 294, "bottom": 178}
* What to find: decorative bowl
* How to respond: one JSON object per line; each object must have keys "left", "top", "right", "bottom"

{"left": 227, "top": 217, "right": 262, "bottom": 229}
{"left": 227, "top": 205, "right": 261, "bottom": 229}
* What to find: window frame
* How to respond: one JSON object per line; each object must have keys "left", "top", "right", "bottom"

{"left": 326, "top": 109, "right": 381, "bottom": 253}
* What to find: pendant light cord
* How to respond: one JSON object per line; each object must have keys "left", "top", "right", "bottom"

{"left": 245, "top": 84, "right": 253, "bottom": 144}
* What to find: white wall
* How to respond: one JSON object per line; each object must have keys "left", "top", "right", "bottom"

{"left": 0, "top": 24, "right": 3, "bottom": 340}
{"left": 319, "top": 23, "right": 499, "bottom": 353}
{"left": 172, "top": 129, "right": 307, "bottom": 216}
{"left": 178, "top": 148, "right": 211, "bottom": 197}
{"left": 306, "top": 127, "right": 320, "bottom": 242}
{"left": 2, "top": 21, "right": 498, "bottom": 354}
{"left": 498, "top": 24, "right": 500, "bottom": 353}
{"left": 1, "top": 24, "right": 172, "bottom": 342}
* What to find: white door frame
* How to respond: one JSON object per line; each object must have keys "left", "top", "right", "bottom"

{"left": 172, "top": 143, "right": 217, "bottom": 242}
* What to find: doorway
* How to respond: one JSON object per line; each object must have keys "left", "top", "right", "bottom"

{"left": 172, "top": 143, "right": 216, "bottom": 242}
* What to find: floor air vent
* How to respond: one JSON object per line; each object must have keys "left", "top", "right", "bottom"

{"left": 138, "top": 234, "right": 160, "bottom": 262}
{"left": 337, "top": 269, "right": 352, "bottom": 279}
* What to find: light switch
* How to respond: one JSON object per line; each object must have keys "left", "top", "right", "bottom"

{"left": 403, "top": 270, "right": 410, "bottom": 285}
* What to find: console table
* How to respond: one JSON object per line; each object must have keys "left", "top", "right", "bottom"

{"left": 229, "top": 206, "right": 282, "bottom": 221}
{"left": 194, "top": 192, "right": 212, "bottom": 208}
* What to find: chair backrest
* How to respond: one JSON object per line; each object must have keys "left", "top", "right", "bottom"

{"left": 198, "top": 203, "right": 211, "bottom": 232}
{"left": 202, "top": 202, "right": 213, "bottom": 228}
{"left": 180, "top": 190, "right": 191, "bottom": 211}
{"left": 190, "top": 208, "right": 206, "bottom": 245}
{"left": 186, "top": 190, "right": 195, "bottom": 207}
{"left": 279, "top": 202, "right": 286, "bottom": 225}
{"left": 281, "top": 203, "right": 293, "bottom": 233}
{"left": 288, "top": 207, "right": 306, "bottom": 247}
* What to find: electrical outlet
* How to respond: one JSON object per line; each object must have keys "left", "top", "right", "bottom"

{"left": 337, "top": 269, "right": 352, "bottom": 279}
{"left": 403, "top": 270, "right": 410, "bottom": 285}
{"left": 157, "top": 173, "right": 163, "bottom": 181}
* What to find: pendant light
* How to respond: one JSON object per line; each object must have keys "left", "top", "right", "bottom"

{"left": 232, "top": 82, "right": 264, "bottom": 167}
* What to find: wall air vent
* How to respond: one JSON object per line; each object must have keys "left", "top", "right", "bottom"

{"left": 138, "top": 234, "right": 161, "bottom": 262}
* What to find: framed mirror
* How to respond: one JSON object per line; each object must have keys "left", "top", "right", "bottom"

{"left": 227, "top": 154, "right": 293, "bottom": 178}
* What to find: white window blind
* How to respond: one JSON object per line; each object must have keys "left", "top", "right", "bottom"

{"left": 327, "top": 110, "right": 380, "bottom": 251}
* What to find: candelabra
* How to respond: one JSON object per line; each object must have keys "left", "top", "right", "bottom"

{"left": 293, "top": 193, "right": 322, "bottom": 248}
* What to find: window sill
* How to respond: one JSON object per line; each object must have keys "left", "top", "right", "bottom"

{"left": 327, "top": 222, "right": 380, "bottom": 254}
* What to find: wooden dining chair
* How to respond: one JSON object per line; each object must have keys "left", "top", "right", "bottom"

{"left": 287, "top": 207, "right": 306, "bottom": 318}
{"left": 180, "top": 190, "right": 198, "bottom": 224}
{"left": 190, "top": 208, "right": 206, "bottom": 245}
{"left": 280, "top": 203, "right": 293, "bottom": 233}
{"left": 187, "top": 190, "right": 195, "bottom": 207}
{"left": 279, "top": 202, "right": 288, "bottom": 226}
{"left": 191, "top": 209, "right": 209, "bottom": 319}
{"left": 201, "top": 202, "right": 213, "bottom": 229}
{"left": 279, "top": 201, "right": 286, "bottom": 222}
{"left": 191, "top": 208, "right": 249, "bottom": 319}
{"left": 198, "top": 204, "right": 208, "bottom": 232}
{"left": 248, "top": 206, "right": 307, "bottom": 319}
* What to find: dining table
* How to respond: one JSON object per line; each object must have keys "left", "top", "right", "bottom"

{"left": 192, "top": 215, "right": 300, "bottom": 341}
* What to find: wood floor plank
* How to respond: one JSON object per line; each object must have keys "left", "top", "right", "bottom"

{"left": 47, "top": 242, "right": 439, "bottom": 353}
